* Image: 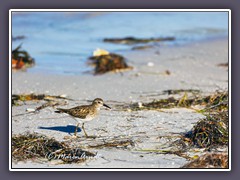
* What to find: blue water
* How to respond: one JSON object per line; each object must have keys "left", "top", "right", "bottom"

{"left": 12, "top": 11, "right": 228, "bottom": 75}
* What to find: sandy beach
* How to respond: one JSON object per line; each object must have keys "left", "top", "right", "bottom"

{"left": 11, "top": 38, "right": 228, "bottom": 169}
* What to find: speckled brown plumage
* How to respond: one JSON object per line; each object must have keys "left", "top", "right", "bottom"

{"left": 55, "top": 98, "right": 111, "bottom": 137}
{"left": 56, "top": 105, "right": 98, "bottom": 120}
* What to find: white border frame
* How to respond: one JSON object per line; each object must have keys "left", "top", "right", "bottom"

{"left": 9, "top": 9, "right": 231, "bottom": 171}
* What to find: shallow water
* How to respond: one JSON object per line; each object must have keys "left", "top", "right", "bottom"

{"left": 11, "top": 11, "right": 228, "bottom": 75}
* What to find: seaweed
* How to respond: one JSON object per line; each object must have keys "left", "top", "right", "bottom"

{"left": 138, "top": 91, "right": 229, "bottom": 148}
{"left": 184, "top": 111, "right": 228, "bottom": 148}
{"left": 130, "top": 91, "right": 229, "bottom": 167}
{"left": 12, "top": 93, "right": 72, "bottom": 106}
{"left": 139, "top": 149, "right": 192, "bottom": 160}
{"left": 12, "top": 133, "right": 95, "bottom": 163}
{"left": 128, "top": 91, "right": 228, "bottom": 111}
{"left": 88, "top": 53, "right": 133, "bottom": 74}
{"left": 12, "top": 44, "right": 35, "bottom": 69}
{"left": 12, "top": 94, "right": 71, "bottom": 117}
{"left": 35, "top": 101, "right": 68, "bottom": 112}
{"left": 162, "top": 89, "right": 201, "bottom": 95}
{"left": 182, "top": 153, "right": 228, "bottom": 168}
{"left": 12, "top": 94, "right": 46, "bottom": 102}
{"left": 12, "top": 35, "right": 26, "bottom": 41}
{"left": 103, "top": 36, "right": 175, "bottom": 45}
{"left": 88, "top": 139, "right": 134, "bottom": 149}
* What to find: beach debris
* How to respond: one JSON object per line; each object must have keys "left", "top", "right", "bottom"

{"left": 132, "top": 89, "right": 200, "bottom": 98}
{"left": 12, "top": 44, "right": 35, "bottom": 70}
{"left": 161, "top": 91, "right": 228, "bottom": 166}
{"left": 132, "top": 45, "right": 154, "bottom": 50}
{"left": 12, "top": 94, "right": 72, "bottom": 114}
{"left": 137, "top": 102, "right": 143, "bottom": 108}
{"left": 12, "top": 58, "right": 25, "bottom": 69}
{"left": 88, "top": 138, "right": 134, "bottom": 149}
{"left": 164, "top": 70, "right": 171, "bottom": 75}
{"left": 138, "top": 148, "right": 192, "bottom": 160}
{"left": 35, "top": 100, "right": 68, "bottom": 112}
{"left": 93, "top": 48, "right": 109, "bottom": 56}
{"left": 59, "top": 94, "right": 67, "bottom": 98}
{"left": 182, "top": 153, "right": 228, "bottom": 168}
{"left": 103, "top": 36, "right": 175, "bottom": 45}
{"left": 138, "top": 101, "right": 228, "bottom": 166}
{"left": 88, "top": 52, "right": 133, "bottom": 74}
{"left": 12, "top": 93, "right": 72, "bottom": 103}
{"left": 26, "top": 108, "right": 36, "bottom": 112}
{"left": 12, "top": 133, "right": 95, "bottom": 163}
{"left": 162, "top": 89, "right": 201, "bottom": 95}
{"left": 147, "top": 62, "right": 154, "bottom": 67}
{"left": 184, "top": 111, "right": 228, "bottom": 148}
{"left": 12, "top": 35, "right": 26, "bottom": 41}
{"left": 137, "top": 70, "right": 171, "bottom": 76}
{"left": 124, "top": 91, "right": 229, "bottom": 158}
{"left": 12, "top": 94, "right": 46, "bottom": 102}
{"left": 217, "top": 62, "right": 228, "bottom": 68}
{"left": 127, "top": 91, "right": 228, "bottom": 111}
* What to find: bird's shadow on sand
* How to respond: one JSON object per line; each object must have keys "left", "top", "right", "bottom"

{"left": 38, "top": 125, "right": 81, "bottom": 135}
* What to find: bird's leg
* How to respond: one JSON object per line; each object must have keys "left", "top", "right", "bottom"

{"left": 74, "top": 123, "right": 80, "bottom": 136}
{"left": 82, "top": 123, "right": 89, "bottom": 137}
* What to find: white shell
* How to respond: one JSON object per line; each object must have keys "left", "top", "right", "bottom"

{"left": 26, "top": 108, "right": 35, "bottom": 112}
{"left": 93, "top": 48, "right": 109, "bottom": 56}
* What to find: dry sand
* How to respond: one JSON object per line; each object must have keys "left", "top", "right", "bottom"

{"left": 11, "top": 38, "right": 228, "bottom": 169}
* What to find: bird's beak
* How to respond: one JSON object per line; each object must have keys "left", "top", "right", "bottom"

{"left": 103, "top": 103, "right": 111, "bottom": 110}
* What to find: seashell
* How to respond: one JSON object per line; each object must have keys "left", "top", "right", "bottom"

{"left": 26, "top": 108, "right": 35, "bottom": 112}
{"left": 93, "top": 48, "right": 109, "bottom": 56}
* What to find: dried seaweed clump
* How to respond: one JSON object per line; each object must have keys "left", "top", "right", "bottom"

{"left": 12, "top": 44, "right": 35, "bottom": 70}
{"left": 103, "top": 36, "right": 175, "bottom": 45}
{"left": 89, "top": 53, "right": 133, "bottom": 74}
{"left": 12, "top": 93, "right": 70, "bottom": 107}
{"left": 184, "top": 92, "right": 228, "bottom": 148}
{"left": 182, "top": 153, "right": 228, "bottom": 168}
{"left": 128, "top": 95, "right": 192, "bottom": 111}
{"left": 12, "top": 133, "right": 95, "bottom": 163}
{"left": 185, "top": 112, "right": 228, "bottom": 148}
{"left": 129, "top": 91, "right": 228, "bottom": 111}
{"left": 162, "top": 89, "right": 201, "bottom": 95}
{"left": 12, "top": 94, "right": 47, "bottom": 102}
{"left": 196, "top": 91, "right": 228, "bottom": 112}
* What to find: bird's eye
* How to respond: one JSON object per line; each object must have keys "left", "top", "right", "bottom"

{"left": 98, "top": 101, "right": 101, "bottom": 104}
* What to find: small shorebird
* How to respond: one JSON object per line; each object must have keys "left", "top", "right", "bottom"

{"left": 55, "top": 98, "right": 111, "bottom": 137}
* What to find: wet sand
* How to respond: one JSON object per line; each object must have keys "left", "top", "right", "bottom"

{"left": 11, "top": 38, "right": 228, "bottom": 169}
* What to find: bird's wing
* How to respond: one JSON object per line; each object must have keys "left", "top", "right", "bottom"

{"left": 68, "top": 105, "right": 91, "bottom": 119}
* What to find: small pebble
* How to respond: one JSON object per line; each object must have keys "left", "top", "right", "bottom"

{"left": 147, "top": 62, "right": 154, "bottom": 67}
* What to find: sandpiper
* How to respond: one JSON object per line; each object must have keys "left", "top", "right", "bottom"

{"left": 55, "top": 98, "right": 111, "bottom": 137}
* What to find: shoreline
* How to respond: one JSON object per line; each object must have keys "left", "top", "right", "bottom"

{"left": 12, "top": 36, "right": 228, "bottom": 77}
{"left": 12, "top": 37, "right": 228, "bottom": 101}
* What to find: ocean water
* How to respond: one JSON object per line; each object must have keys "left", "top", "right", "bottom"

{"left": 11, "top": 11, "right": 229, "bottom": 75}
